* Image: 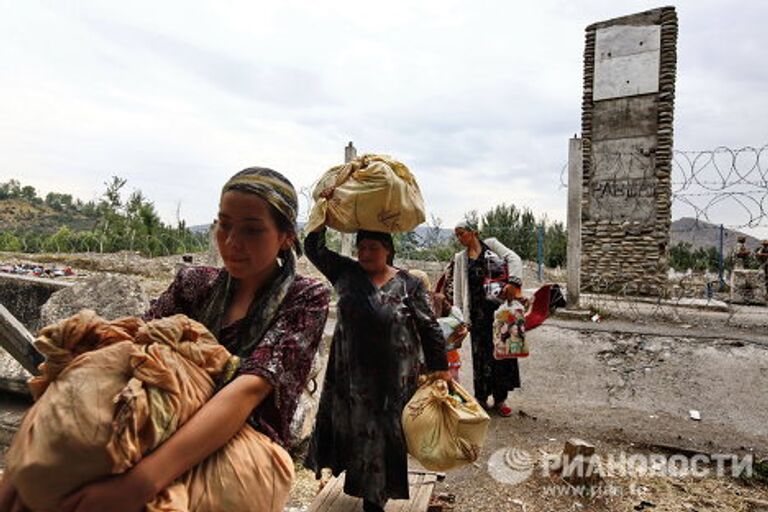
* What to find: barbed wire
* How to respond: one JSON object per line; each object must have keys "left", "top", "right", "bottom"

{"left": 576, "top": 143, "right": 768, "bottom": 231}
{"left": 577, "top": 266, "right": 768, "bottom": 329}
{"left": 671, "top": 144, "right": 767, "bottom": 229}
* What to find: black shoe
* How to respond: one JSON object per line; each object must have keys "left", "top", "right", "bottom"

{"left": 477, "top": 397, "right": 492, "bottom": 411}
{"left": 363, "top": 499, "right": 386, "bottom": 512}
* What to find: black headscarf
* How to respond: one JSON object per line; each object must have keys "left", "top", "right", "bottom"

{"left": 356, "top": 230, "right": 395, "bottom": 265}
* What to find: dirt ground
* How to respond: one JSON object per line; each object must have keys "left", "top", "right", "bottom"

{"left": 420, "top": 317, "right": 768, "bottom": 511}
{"left": 283, "top": 317, "right": 768, "bottom": 512}
{"left": 2, "top": 251, "right": 767, "bottom": 511}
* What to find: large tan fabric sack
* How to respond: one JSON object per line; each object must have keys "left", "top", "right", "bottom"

{"left": 145, "top": 426, "right": 294, "bottom": 512}
{"left": 5, "top": 311, "right": 292, "bottom": 512}
{"left": 306, "top": 154, "right": 426, "bottom": 233}
{"left": 179, "top": 426, "right": 293, "bottom": 512}
{"left": 401, "top": 378, "right": 490, "bottom": 471}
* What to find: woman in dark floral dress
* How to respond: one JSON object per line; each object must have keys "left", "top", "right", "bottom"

{"left": 304, "top": 227, "right": 449, "bottom": 512}
{"left": 447, "top": 221, "right": 522, "bottom": 417}
{"left": 0, "top": 167, "right": 330, "bottom": 512}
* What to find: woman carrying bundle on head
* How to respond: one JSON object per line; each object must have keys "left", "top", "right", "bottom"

{"left": 303, "top": 225, "right": 450, "bottom": 512}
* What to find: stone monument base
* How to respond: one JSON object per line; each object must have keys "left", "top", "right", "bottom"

{"left": 730, "top": 269, "right": 767, "bottom": 305}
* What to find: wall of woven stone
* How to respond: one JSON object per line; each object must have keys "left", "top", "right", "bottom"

{"left": 580, "top": 7, "right": 678, "bottom": 295}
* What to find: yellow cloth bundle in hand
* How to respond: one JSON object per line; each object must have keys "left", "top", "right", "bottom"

{"left": 306, "top": 154, "right": 426, "bottom": 233}
{"left": 401, "top": 378, "right": 490, "bottom": 471}
{"left": 5, "top": 311, "right": 293, "bottom": 512}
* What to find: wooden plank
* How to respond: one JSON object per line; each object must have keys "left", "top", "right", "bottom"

{"left": 406, "top": 469, "right": 445, "bottom": 481}
{"left": 309, "top": 474, "right": 344, "bottom": 512}
{"left": 0, "top": 304, "right": 41, "bottom": 375}
{"left": 310, "top": 470, "right": 438, "bottom": 512}
{"left": 405, "top": 478, "right": 434, "bottom": 512}
{"left": 388, "top": 474, "right": 423, "bottom": 512}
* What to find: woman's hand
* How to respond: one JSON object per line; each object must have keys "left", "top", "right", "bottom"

{"left": 453, "top": 324, "right": 469, "bottom": 346}
{"left": 0, "top": 477, "right": 27, "bottom": 512}
{"left": 60, "top": 471, "right": 154, "bottom": 512}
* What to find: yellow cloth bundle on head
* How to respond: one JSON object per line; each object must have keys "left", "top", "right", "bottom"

{"left": 5, "top": 310, "right": 293, "bottom": 512}
{"left": 401, "top": 378, "right": 490, "bottom": 471}
{"left": 306, "top": 154, "right": 426, "bottom": 233}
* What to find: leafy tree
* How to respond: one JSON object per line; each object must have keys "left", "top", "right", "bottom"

{"left": 393, "top": 231, "right": 420, "bottom": 257}
{"left": 0, "top": 231, "right": 22, "bottom": 251}
{"left": 422, "top": 215, "right": 446, "bottom": 247}
{"left": 0, "top": 177, "right": 208, "bottom": 256}
{"left": 20, "top": 185, "right": 40, "bottom": 204}
{"left": 104, "top": 176, "right": 127, "bottom": 209}
{"left": 461, "top": 210, "right": 480, "bottom": 232}
{"left": 0, "top": 179, "right": 21, "bottom": 199}
{"left": 43, "top": 226, "right": 73, "bottom": 252}
{"left": 45, "top": 192, "right": 74, "bottom": 211}
{"left": 478, "top": 203, "right": 548, "bottom": 262}
{"left": 668, "top": 242, "right": 728, "bottom": 273}
{"left": 544, "top": 221, "right": 567, "bottom": 268}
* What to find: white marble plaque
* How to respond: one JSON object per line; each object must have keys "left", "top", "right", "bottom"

{"left": 594, "top": 25, "right": 661, "bottom": 101}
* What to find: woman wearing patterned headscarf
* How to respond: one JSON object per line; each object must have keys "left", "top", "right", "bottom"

{"left": 303, "top": 225, "right": 450, "bottom": 512}
{"left": 11, "top": 167, "right": 332, "bottom": 512}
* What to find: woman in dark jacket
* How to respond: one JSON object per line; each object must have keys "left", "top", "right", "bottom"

{"left": 304, "top": 226, "right": 449, "bottom": 512}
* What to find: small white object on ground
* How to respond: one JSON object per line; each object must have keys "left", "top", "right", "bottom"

{"left": 689, "top": 409, "right": 701, "bottom": 421}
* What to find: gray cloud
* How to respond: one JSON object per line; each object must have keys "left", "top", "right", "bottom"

{"left": 77, "top": 14, "right": 333, "bottom": 108}
{"left": 2, "top": 0, "right": 767, "bottom": 237}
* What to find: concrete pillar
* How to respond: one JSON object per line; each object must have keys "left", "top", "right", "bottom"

{"left": 567, "top": 137, "right": 583, "bottom": 307}
{"left": 344, "top": 141, "right": 357, "bottom": 164}
{"left": 340, "top": 142, "right": 357, "bottom": 257}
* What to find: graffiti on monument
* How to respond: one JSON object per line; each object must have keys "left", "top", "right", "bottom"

{"left": 589, "top": 148, "right": 657, "bottom": 223}
{"left": 593, "top": 177, "right": 657, "bottom": 199}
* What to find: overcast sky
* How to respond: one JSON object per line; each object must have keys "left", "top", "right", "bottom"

{"left": 1, "top": 1, "right": 766, "bottom": 237}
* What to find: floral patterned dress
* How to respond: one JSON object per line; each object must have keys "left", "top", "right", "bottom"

{"left": 143, "top": 266, "right": 331, "bottom": 448}
{"left": 303, "top": 229, "right": 448, "bottom": 508}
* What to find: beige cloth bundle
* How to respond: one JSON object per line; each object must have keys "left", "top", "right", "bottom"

{"left": 401, "top": 378, "right": 490, "bottom": 471}
{"left": 5, "top": 311, "right": 293, "bottom": 512}
{"left": 306, "top": 154, "right": 426, "bottom": 233}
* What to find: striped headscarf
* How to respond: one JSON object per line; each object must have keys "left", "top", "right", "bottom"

{"left": 222, "top": 167, "right": 301, "bottom": 256}
{"left": 199, "top": 167, "right": 300, "bottom": 359}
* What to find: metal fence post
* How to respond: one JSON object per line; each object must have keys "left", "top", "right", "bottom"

{"left": 537, "top": 223, "right": 544, "bottom": 281}
{"left": 340, "top": 142, "right": 357, "bottom": 257}
{"left": 718, "top": 223, "right": 725, "bottom": 288}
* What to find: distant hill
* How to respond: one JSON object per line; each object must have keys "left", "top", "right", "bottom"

{"left": 670, "top": 217, "right": 761, "bottom": 251}
{"left": 11, "top": 197, "right": 758, "bottom": 255}
{"left": 188, "top": 222, "right": 456, "bottom": 246}
{"left": 0, "top": 198, "right": 98, "bottom": 235}
{"left": 188, "top": 223, "right": 212, "bottom": 235}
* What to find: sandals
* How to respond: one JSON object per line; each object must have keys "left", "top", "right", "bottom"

{"left": 478, "top": 398, "right": 513, "bottom": 417}
{"left": 495, "top": 402, "right": 513, "bottom": 417}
